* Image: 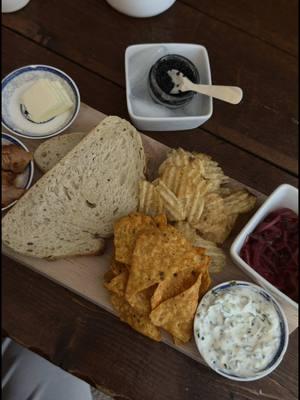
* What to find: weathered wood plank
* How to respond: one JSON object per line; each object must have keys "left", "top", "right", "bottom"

{"left": 2, "top": 0, "right": 298, "bottom": 173}
{"left": 2, "top": 257, "right": 298, "bottom": 400}
{"left": 180, "top": 0, "right": 298, "bottom": 56}
{"left": 2, "top": 28, "right": 298, "bottom": 194}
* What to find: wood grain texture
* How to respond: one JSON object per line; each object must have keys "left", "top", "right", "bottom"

{"left": 2, "top": 28, "right": 298, "bottom": 195}
{"left": 2, "top": 257, "right": 298, "bottom": 400}
{"left": 4, "top": 101, "right": 298, "bottom": 364}
{"left": 2, "top": 0, "right": 298, "bottom": 173}
{"left": 180, "top": 0, "right": 298, "bottom": 56}
{"left": 1, "top": 8, "right": 299, "bottom": 399}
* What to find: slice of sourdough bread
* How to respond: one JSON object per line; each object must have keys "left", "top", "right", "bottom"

{"left": 34, "top": 132, "right": 86, "bottom": 173}
{"left": 2, "top": 116, "right": 146, "bottom": 259}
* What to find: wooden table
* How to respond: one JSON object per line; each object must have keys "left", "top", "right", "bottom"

{"left": 2, "top": 1, "right": 298, "bottom": 399}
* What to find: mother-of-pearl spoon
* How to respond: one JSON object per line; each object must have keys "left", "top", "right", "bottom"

{"left": 168, "top": 69, "right": 243, "bottom": 105}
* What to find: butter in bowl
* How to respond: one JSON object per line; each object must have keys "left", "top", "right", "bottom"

{"left": 2, "top": 65, "right": 80, "bottom": 139}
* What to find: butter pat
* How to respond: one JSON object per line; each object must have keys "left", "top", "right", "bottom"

{"left": 21, "top": 78, "right": 74, "bottom": 123}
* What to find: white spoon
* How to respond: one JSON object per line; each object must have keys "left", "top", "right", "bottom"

{"left": 168, "top": 69, "right": 243, "bottom": 105}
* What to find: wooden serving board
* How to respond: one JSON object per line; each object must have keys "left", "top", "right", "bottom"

{"left": 2, "top": 103, "right": 298, "bottom": 366}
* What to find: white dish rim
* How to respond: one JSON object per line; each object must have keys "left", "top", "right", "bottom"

{"left": 193, "top": 280, "right": 289, "bottom": 381}
{"left": 1, "top": 64, "right": 81, "bottom": 140}
{"left": 125, "top": 43, "right": 213, "bottom": 121}
{"left": 230, "top": 183, "right": 299, "bottom": 310}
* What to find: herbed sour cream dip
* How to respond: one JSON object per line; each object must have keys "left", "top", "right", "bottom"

{"left": 194, "top": 284, "right": 282, "bottom": 378}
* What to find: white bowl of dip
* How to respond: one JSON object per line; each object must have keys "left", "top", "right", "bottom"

{"left": 194, "top": 281, "right": 289, "bottom": 381}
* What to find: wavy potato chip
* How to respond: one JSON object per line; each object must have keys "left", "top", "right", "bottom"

{"left": 160, "top": 164, "right": 183, "bottom": 195}
{"left": 156, "top": 180, "right": 185, "bottom": 221}
{"left": 194, "top": 193, "right": 228, "bottom": 243}
{"left": 193, "top": 237, "right": 226, "bottom": 274}
{"left": 175, "top": 221, "right": 226, "bottom": 273}
{"left": 196, "top": 218, "right": 231, "bottom": 244}
{"left": 223, "top": 190, "right": 256, "bottom": 215}
{"left": 158, "top": 148, "right": 193, "bottom": 175}
{"left": 150, "top": 272, "right": 203, "bottom": 343}
{"left": 186, "top": 191, "right": 205, "bottom": 225}
{"left": 138, "top": 180, "right": 164, "bottom": 216}
{"left": 111, "top": 293, "right": 161, "bottom": 342}
{"left": 194, "top": 153, "right": 229, "bottom": 188}
{"left": 126, "top": 224, "right": 204, "bottom": 300}
{"left": 114, "top": 213, "right": 157, "bottom": 264}
{"left": 174, "top": 221, "right": 199, "bottom": 243}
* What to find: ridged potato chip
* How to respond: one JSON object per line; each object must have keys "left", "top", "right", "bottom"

{"left": 186, "top": 190, "right": 206, "bottom": 225}
{"left": 195, "top": 153, "right": 228, "bottom": 179}
{"left": 160, "top": 165, "right": 208, "bottom": 222}
{"left": 150, "top": 272, "right": 203, "bottom": 343}
{"left": 193, "top": 237, "right": 226, "bottom": 274}
{"left": 111, "top": 293, "right": 161, "bottom": 342}
{"left": 194, "top": 193, "right": 227, "bottom": 236}
{"left": 126, "top": 224, "right": 205, "bottom": 300}
{"left": 223, "top": 190, "right": 256, "bottom": 214}
{"left": 174, "top": 221, "right": 226, "bottom": 273}
{"left": 158, "top": 148, "right": 193, "bottom": 175}
{"left": 138, "top": 180, "right": 164, "bottom": 216}
{"left": 160, "top": 164, "right": 183, "bottom": 195}
{"left": 174, "top": 221, "right": 199, "bottom": 243}
{"left": 156, "top": 180, "right": 185, "bottom": 221}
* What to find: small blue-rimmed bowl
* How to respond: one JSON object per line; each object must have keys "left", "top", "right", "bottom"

{"left": 194, "top": 280, "right": 289, "bottom": 381}
{"left": 2, "top": 132, "right": 34, "bottom": 211}
{"left": 1, "top": 65, "right": 80, "bottom": 140}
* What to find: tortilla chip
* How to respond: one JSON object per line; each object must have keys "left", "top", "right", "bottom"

{"left": 198, "top": 268, "right": 211, "bottom": 299}
{"left": 111, "top": 293, "right": 161, "bottom": 342}
{"left": 126, "top": 225, "right": 204, "bottom": 300}
{"left": 150, "top": 272, "right": 203, "bottom": 343}
{"left": 151, "top": 260, "right": 208, "bottom": 309}
{"left": 103, "top": 269, "right": 115, "bottom": 283}
{"left": 114, "top": 213, "right": 157, "bottom": 264}
{"left": 128, "top": 285, "right": 156, "bottom": 314}
{"left": 153, "top": 214, "right": 168, "bottom": 228}
{"left": 111, "top": 257, "right": 128, "bottom": 276}
{"left": 104, "top": 271, "right": 128, "bottom": 296}
{"left": 173, "top": 337, "right": 185, "bottom": 346}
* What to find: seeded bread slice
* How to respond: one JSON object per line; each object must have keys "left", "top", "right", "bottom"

{"left": 34, "top": 132, "right": 86, "bottom": 173}
{"left": 2, "top": 116, "right": 146, "bottom": 259}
